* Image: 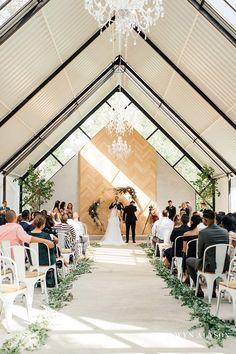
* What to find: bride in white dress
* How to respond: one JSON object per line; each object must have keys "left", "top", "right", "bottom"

{"left": 101, "top": 206, "right": 124, "bottom": 245}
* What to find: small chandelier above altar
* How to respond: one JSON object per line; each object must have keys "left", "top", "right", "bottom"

{"left": 109, "top": 136, "right": 131, "bottom": 159}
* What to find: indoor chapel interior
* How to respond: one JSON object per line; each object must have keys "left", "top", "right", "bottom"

{"left": 0, "top": 0, "right": 236, "bottom": 353}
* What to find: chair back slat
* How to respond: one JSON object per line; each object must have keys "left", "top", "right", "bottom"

{"left": 11, "top": 245, "right": 26, "bottom": 279}
{"left": 202, "top": 244, "right": 230, "bottom": 273}
{"left": 29, "top": 243, "right": 39, "bottom": 268}
{"left": 57, "top": 233, "right": 66, "bottom": 250}
{"left": 174, "top": 235, "right": 184, "bottom": 256}
{"left": 1, "top": 240, "right": 11, "bottom": 258}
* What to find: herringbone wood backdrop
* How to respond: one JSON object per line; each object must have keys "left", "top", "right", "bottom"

{"left": 79, "top": 128, "right": 157, "bottom": 235}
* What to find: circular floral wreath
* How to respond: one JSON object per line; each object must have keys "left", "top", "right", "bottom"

{"left": 88, "top": 186, "right": 137, "bottom": 228}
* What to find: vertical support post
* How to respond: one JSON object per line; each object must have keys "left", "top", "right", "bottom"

{"left": 2, "top": 172, "right": 6, "bottom": 201}
{"left": 228, "top": 175, "right": 232, "bottom": 213}
{"left": 19, "top": 182, "right": 23, "bottom": 213}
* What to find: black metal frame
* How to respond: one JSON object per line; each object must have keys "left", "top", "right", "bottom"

{"left": 0, "top": 59, "right": 118, "bottom": 174}
{"left": 120, "top": 87, "right": 203, "bottom": 171}
{"left": 21, "top": 86, "right": 120, "bottom": 180}
{"left": 187, "top": 0, "right": 236, "bottom": 46}
{"left": 137, "top": 30, "right": 236, "bottom": 130}
{"left": 120, "top": 58, "right": 236, "bottom": 175}
{"left": 0, "top": 0, "right": 51, "bottom": 45}
{"left": 0, "top": 17, "right": 114, "bottom": 127}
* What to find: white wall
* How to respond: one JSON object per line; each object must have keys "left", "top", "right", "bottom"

{"left": 215, "top": 176, "right": 229, "bottom": 213}
{"left": 42, "top": 155, "right": 79, "bottom": 212}
{"left": 230, "top": 176, "right": 236, "bottom": 212}
{"left": 156, "top": 154, "right": 195, "bottom": 213}
{"left": 0, "top": 174, "right": 19, "bottom": 213}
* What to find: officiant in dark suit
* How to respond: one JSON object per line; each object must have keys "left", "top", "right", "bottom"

{"left": 123, "top": 200, "right": 137, "bottom": 243}
{"left": 109, "top": 195, "right": 124, "bottom": 211}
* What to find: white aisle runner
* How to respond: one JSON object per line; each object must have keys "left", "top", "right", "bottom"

{"left": 36, "top": 244, "right": 234, "bottom": 354}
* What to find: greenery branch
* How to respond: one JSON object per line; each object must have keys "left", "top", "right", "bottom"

{"left": 139, "top": 244, "right": 236, "bottom": 347}
{"left": 0, "top": 258, "right": 93, "bottom": 353}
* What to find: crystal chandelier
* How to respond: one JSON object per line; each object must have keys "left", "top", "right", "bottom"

{"left": 106, "top": 104, "right": 135, "bottom": 136}
{"left": 85, "top": 0, "right": 164, "bottom": 39}
{"left": 109, "top": 136, "right": 131, "bottom": 159}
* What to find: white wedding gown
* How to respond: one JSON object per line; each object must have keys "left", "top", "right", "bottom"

{"left": 101, "top": 207, "right": 124, "bottom": 245}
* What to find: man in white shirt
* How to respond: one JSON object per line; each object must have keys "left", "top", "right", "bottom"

{"left": 67, "top": 212, "right": 89, "bottom": 255}
{"left": 152, "top": 210, "right": 173, "bottom": 255}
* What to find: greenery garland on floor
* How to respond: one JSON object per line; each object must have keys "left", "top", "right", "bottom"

{"left": 0, "top": 258, "right": 93, "bottom": 353}
{"left": 48, "top": 258, "right": 93, "bottom": 310}
{"left": 139, "top": 244, "right": 236, "bottom": 347}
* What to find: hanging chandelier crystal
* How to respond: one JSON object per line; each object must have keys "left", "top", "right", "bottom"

{"left": 109, "top": 136, "right": 131, "bottom": 159}
{"left": 106, "top": 103, "right": 135, "bottom": 136}
{"left": 85, "top": 0, "right": 164, "bottom": 39}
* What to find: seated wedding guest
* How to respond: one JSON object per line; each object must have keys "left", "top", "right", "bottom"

{"left": 186, "top": 209, "right": 229, "bottom": 298}
{"left": 182, "top": 215, "right": 202, "bottom": 283}
{"left": 30, "top": 215, "right": 57, "bottom": 266}
{"left": 59, "top": 201, "right": 66, "bottom": 214}
{"left": 166, "top": 200, "right": 176, "bottom": 220}
{"left": 67, "top": 212, "right": 89, "bottom": 255}
{"left": 0, "top": 210, "right": 54, "bottom": 249}
{"left": 53, "top": 200, "right": 60, "bottom": 212}
{"left": 54, "top": 214, "right": 79, "bottom": 261}
{"left": 222, "top": 214, "right": 236, "bottom": 233}
{"left": 173, "top": 214, "right": 181, "bottom": 228}
{"left": 43, "top": 214, "right": 58, "bottom": 237}
{"left": 152, "top": 210, "right": 173, "bottom": 245}
{"left": 152, "top": 210, "right": 173, "bottom": 256}
{"left": 0, "top": 200, "right": 10, "bottom": 225}
{"left": 163, "top": 214, "right": 190, "bottom": 268}
{"left": 19, "top": 209, "right": 34, "bottom": 233}
{"left": 66, "top": 202, "right": 73, "bottom": 214}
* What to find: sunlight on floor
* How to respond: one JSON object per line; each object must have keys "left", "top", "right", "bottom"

{"left": 116, "top": 333, "right": 204, "bottom": 348}
{"left": 93, "top": 247, "right": 148, "bottom": 265}
{"left": 80, "top": 317, "right": 146, "bottom": 331}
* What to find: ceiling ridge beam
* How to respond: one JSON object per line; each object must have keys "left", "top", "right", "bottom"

{"left": 0, "top": 60, "right": 117, "bottom": 175}
{"left": 121, "top": 59, "right": 235, "bottom": 175}
{"left": 0, "top": 16, "right": 114, "bottom": 127}
{"left": 20, "top": 86, "right": 120, "bottom": 180}
{"left": 136, "top": 30, "right": 236, "bottom": 131}
{"left": 187, "top": 0, "right": 236, "bottom": 47}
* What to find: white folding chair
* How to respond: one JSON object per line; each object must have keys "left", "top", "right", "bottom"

{"left": 171, "top": 235, "right": 184, "bottom": 281}
{"left": 216, "top": 256, "right": 236, "bottom": 325}
{"left": 195, "top": 243, "right": 232, "bottom": 304}
{"left": 185, "top": 238, "right": 198, "bottom": 288}
{"left": 30, "top": 243, "right": 58, "bottom": 288}
{"left": 11, "top": 245, "right": 48, "bottom": 307}
{"left": 57, "top": 232, "right": 75, "bottom": 266}
{"left": 0, "top": 255, "right": 30, "bottom": 332}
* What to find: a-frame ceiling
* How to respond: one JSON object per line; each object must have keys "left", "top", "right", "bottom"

{"left": 0, "top": 0, "right": 235, "bottom": 178}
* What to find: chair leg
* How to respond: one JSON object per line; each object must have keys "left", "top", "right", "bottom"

{"left": 54, "top": 267, "right": 58, "bottom": 288}
{"left": 230, "top": 292, "right": 236, "bottom": 327}
{"left": 195, "top": 274, "right": 200, "bottom": 296}
{"left": 216, "top": 287, "right": 222, "bottom": 317}
{"left": 42, "top": 276, "right": 48, "bottom": 303}
{"left": 2, "top": 294, "right": 16, "bottom": 332}
{"left": 205, "top": 275, "right": 215, "bottom": 305}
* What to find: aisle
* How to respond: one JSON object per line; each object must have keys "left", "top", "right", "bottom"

{"left": 38, "top": 245, "right": 233, "bottom": 353}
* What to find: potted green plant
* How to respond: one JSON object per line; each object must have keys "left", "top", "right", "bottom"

{"left": 16, "top": 164, "right": 54, "bottom": 211}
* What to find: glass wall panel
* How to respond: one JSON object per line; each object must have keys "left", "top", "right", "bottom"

{"left": 175, "top": 156, "right": 200, "bottom": 184}
{"left": 54, "top": 129, "right": 89, "bottom": 164}
{"left": 80, "top": 104, "right": 111, "bottom": 138}
{"left": 37, "top": 155, "right": 61, "bottom": 181}
{"left": 148, "top": 130, "right": 183, "bottom": 165}
{"left": 126, "top": 104, "right": 157, "bottom": 138}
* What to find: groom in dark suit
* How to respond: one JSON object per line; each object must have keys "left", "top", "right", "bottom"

{"left": 123, "top": 201, "right": 137, "bottom": 243}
